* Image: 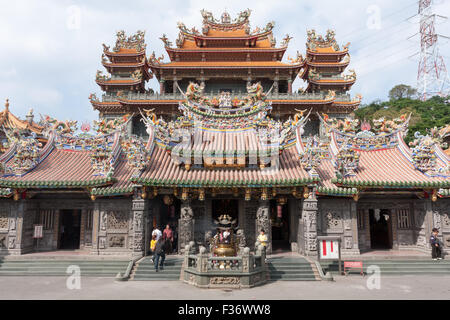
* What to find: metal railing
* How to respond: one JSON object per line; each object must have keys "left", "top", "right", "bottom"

{"left": 101, "top": 91, "right": 353, "bottom": 102}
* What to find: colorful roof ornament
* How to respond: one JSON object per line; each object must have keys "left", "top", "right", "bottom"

{"left": 41, "top": 115, "right": 78, "bottom": 136}
{"left": 93, "top": 114, "right": 131, "bottom": 135}
{"left": 111, "top": 30, "right": 146, "bottom": 52}
{"left": 306, "top": 29, "right": 341, "bottom": 51}
{"left": 4, "top": 132, "right": 42, "bottom": 176}
{"left": 121, "top": 134, "right": 150, "bottom": 175}
{"left": 299, "top": 135, "right": 330, "bottom": 177}
{"left": 334, "top": 137, "right": 360, "bottom": 179}
{"left": 409, "top": 130, "right": 448, "bottom": 177}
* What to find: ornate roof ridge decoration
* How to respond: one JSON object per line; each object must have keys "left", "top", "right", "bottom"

{"left": 200, "top": 9, "right": 252, "bottom": 33}
{"left": 306, "top": 29, "right": 345, "bottom": 52}
{"left": 334, "top": 136, "right": 360, "bottom": 179}
{"left": 298, "top": 135, "right": 330, "bottom": 177}
{"left": 0, "top": 100, "right": 43, "bottom": 142}
{"left": 103, "top": 30, "right": 146, "bottom": 53}
{"left": 149, "top": 51, "right": 165, "bottom": 65}
{"left": 121, "top": 133, "right": 150, "bottom": 176}
{"left": 93, "top": 114, "right": 131, "bottom": 135}
{"left": 4, "top": 131, "right": 42, "bottom": 177}
{"left": 41, "top": 115, "right": 78, "bottom": 137}
{"left": 174, "top": 81, "right": 275, "bottom": 130}
{"left": 409, "top": 129, "right": 449, "bottom": 177}
{"left": 318, "top": 112, "right": 411, "bottom": 151}
{"left": 287, "top": 51, "right": 304, "bottom": 65}
{"left": 173, "top": 9, "right": 275, "bottom": 48}
{"left": 90, "top": 132, "right": 121, "bottom": 177}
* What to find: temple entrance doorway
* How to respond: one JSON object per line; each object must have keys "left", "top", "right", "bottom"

{"left": 212, "top": 199, "right": 238, "bottom": 223}
{"left": 270, "top": 199, "right": 290, "bottom": 252}
{"left": 369, "top": 209, "right": 393, "bottom": 249}
{"left": 58, "top": 209, "right": 81, "bottom": 250}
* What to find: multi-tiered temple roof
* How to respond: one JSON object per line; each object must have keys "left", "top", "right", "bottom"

{"left": 90, "top": 9, "right": 362, "bottom": 131}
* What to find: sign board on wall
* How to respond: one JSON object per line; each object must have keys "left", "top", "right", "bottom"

{"left": 319, "top": 239, "right": 340, "bottom": 259}
{"left": 33, "top": 225, "right": 43, "bottom": 239}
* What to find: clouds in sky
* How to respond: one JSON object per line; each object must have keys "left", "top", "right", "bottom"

{"left": 0, "top": 0, "right": 449, "bottom": 122}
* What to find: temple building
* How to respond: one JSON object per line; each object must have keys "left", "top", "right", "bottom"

{"left": 90, "top": 9, "right": 361, "bottom": 139}
{"left": 0, "top": 9, "right": 448, "bottom": 260}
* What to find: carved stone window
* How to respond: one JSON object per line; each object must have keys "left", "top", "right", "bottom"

{"left": 107, "top": 211, "right": 129, "bottom": 230}
{"left": 39, "top": 210, "right": 54, "bottom": 230}
{"left": 397, "top": 209, "right": 411, "bottom": 229}
{"left": 325, "top": 212, "right": 342, "bottom": 229}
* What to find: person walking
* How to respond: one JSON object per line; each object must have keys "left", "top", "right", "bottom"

{"left": 162, "top": 224, "right": 174, "bottom": 254}
{"left": 152, "top": 226, "right": 162, "bottom": 241}
{"left": 430, "top": 228, "right": 443, "bottom": 260}
{"left": 154, "top": 237, "right": 168, "bottom": 272}
{"left": 149, "top": 234, "right": 157, "bottom": 262}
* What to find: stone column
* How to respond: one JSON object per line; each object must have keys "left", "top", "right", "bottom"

{"left": 132, "top": 198, "right": 146, "bottom": 258}
{"left": 159, "top": 79, "right": 165, "bottom": 95}
{"left": 273, "top": 79, "right": 279, "bottom": 94}
{"left": 299, "top": 192, "right": 318, "bottom": 257}
{"left": 287, "top": 79, "right": 292, "bottom": 94}
{"left": 256, "top": 200, "right": 271, "bottom": 254}
{"left": 178, "top": 200, "right": 194, "bottom": 254}
{"left": 91, "top": 202, "right": 101, "bottom": 255}
{"left": 173, "top": 79, "right": 178, "bottom": 94}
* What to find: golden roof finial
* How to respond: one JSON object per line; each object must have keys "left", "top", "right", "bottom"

{"left": 5, "top": 99, "right": 9, "bottom": 110}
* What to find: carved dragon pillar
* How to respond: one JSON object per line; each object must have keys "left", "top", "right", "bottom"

{"left": 299, "top": 190, "right": 318, "bottom": 257}
{"left": 132, "top": 197, "right": 147, "bottom": 258}
{"left": 255, "top": 200, "right": 271, "bottom": 255}
{"left": 178, "top": 200, "right": 194, "bottom": 254}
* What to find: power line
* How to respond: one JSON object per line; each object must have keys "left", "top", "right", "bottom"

{"left": 340, "top": 1, "right": 419, "bottom": 41}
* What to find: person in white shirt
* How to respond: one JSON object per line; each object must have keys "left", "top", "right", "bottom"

{"left": 152, "top": 227, "right": 162, "bottom": 241}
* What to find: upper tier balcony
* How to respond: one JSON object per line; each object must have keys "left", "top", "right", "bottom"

{"left": 100, "top": 91, "right": 353, "bottom": 102}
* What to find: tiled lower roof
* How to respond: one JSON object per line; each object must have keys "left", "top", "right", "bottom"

{"left": 0, "top": 149, "right": 115, "bottom": 188}
{"left": 135, "top": 145, "right": 317, "bottom": 187}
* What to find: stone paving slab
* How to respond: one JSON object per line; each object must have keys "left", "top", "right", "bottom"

{"left": 0, "top": 275, "right": 450, "bottom": 300}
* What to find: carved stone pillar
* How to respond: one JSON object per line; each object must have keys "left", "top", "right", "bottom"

{"left": 256, "top": 200, "right": 271, "bottom": 254}
{"left": 299, "top": 192, "right": 318, "bottom": 257}
{"left": 132, "top": 198, "right": 146, "bottom": 258}
{"left": 178, "top": 200, "right": 194, "bottom": 254}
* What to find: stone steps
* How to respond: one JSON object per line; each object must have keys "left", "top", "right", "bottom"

{"left": 0, "top": 260, "right": 129, "bottom": 277}
{"left": 131, "top": 257, "right": 183, "bottom": 281}
{"left": 267, "top": 257, "right": 318, "bottom": 281}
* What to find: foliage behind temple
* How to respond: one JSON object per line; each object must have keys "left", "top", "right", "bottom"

{"left": 354, "top": 95, "right": 450, "bottom": 144}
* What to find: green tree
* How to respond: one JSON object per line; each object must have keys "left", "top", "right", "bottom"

{"left": 355, "top": 93, "right": 449, "bottom": 144}
{"left": 388, "top": 84, "right": 417, "bottom": 100}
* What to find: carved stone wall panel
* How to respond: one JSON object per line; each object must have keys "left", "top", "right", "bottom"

{"left": 108, "top": 235, "right": 126, "bottom": 248}
{"left": 0, "top": 210, "right": 8, "bottom": 230}
{"left": 107, "top": 210, "right": 129, "bottom": 230}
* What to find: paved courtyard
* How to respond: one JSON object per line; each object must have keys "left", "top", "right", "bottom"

{"left": 0, "top": 275, "right": 450, "bottom": 300}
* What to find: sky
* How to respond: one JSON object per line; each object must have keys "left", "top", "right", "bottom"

{"left": 0, "top": 0, "right": 449, "bottom": 123}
